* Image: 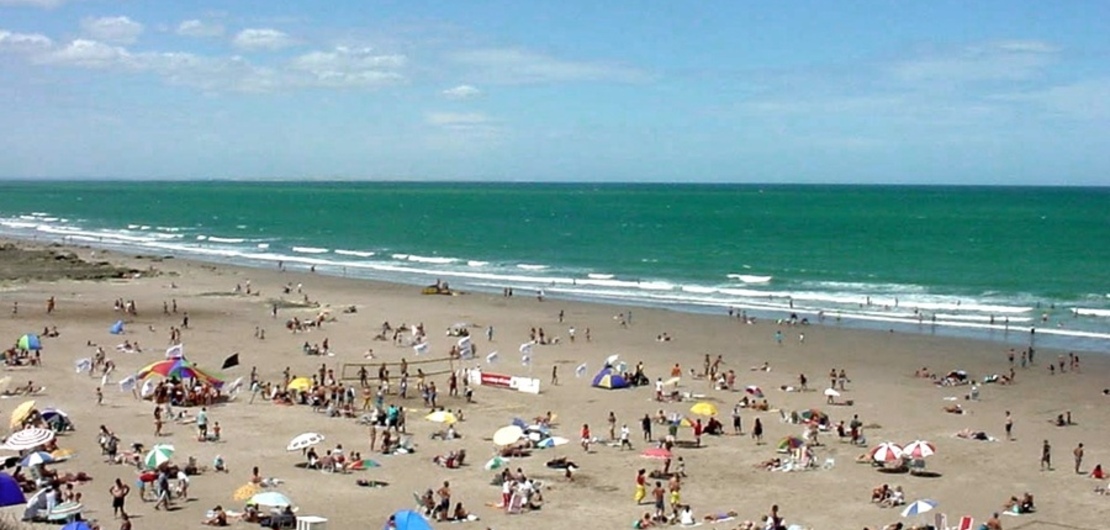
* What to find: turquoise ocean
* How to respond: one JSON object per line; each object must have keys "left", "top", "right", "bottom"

{"left": 1, "top": 181, "right": 1108, "bottom": 353}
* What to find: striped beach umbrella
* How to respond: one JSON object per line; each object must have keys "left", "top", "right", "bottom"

{"left": 901, "top": 499, "right": 938, "bottom": 517}
{"left": 20, "top": 451, "right": 55, "bottom": 467}
{"left": 903, "top": 440, "right": 937, "bottom": 459}
{"left": 870, "top": 442, "right": 904, "bottom": 463}
{"left": 3, "top": 428, "right": 55, "bottom": 451}
{"left": 287, "top": 432, "right": 325, "bottom": 452}
{"left": 144, "top": 444, "right": 175, "bottom": 469}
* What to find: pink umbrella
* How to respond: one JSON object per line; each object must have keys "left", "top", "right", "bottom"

{"left": 902, "top": 440, "right": 937, "bottom": 459}
{"left": 869, "top": 442, "right": 904, "bottom": 463}
{"left": 641, "top": 447, "right": 673, "bottom": 460}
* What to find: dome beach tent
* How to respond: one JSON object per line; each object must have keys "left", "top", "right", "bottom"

{"left": 592, "top": 366, "right": 629, "bottom": 390}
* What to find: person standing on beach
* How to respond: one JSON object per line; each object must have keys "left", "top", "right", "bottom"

{"left": 109, "top": 478, "right": 130, "bottom": 518}
{"left": 1041, "top": 440, "right": 1052, "bottom": 471}
{"left": 641, "top": 414, "right": 652, "bottom": 442}
{"left": 608, "top": 412, "right": 617, "bottom": 441}
{"left": 752, "top": 418, "right": 763, "bottom": 444}
{"left": 634, "top": 469, "right": 647, "bottom": 504}
{"left": 581, "top": 424, "right": 591, "bottom": 451}
{"left": 1005, "top": 411, "right": 1014, "bottom": 441}
{"left": 1074, "top": 443, "right": 1084, "bottom": 474}
{"left": 551, "top": 366, "right": 558, "bottom": 386}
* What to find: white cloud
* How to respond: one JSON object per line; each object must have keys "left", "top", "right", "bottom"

{"left": 81, "top": 16, "right": 144, "bottom": 45}
{"left": 441, "top": 84, "right": 481, "bottom": 99}
{"left": 993, "top": 79, "right": 1110, "bottom": 120}
{"left": 289, "top": 46, "right": 406, "bottom": 88}
{"left": 41, "top": 39, "right": 131, "bottom": 68}
{"left": 232, "top": 28, "right": 295, "bottom": 51}
{"left": 426, "top": 112, "right": 494, "bottom": 130}
{"left": 450, "top": 48, "right": 649, "bottom": 84}
{"left": 0, "top": 30, "right": 53, "bottom": 53}
{"left": 176, "top": 19, "right": 225, "bottom": 38}
{"left": 0, "top": 0, "right": 66, "bottom": 7}
{"left": 888, "top": 40, "right": 1057, "bottom": 84}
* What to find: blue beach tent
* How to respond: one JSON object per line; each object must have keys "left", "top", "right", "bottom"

{"left": 110, "top": 320, "right": 124, "bottom": 335}
{"left": 592, "top": 366, "right": 629, "bottom": 390}
{"left": 386, "top": 510, "right": 432, "bottom": 530}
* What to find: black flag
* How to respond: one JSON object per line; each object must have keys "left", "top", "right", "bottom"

{"left": 221, "top": 353, "right": 240, "bottom": 370}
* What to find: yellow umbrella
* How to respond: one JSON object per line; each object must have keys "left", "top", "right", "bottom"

{"left": 425, "top": 411, "right": 458, "bottom": 424}
{"left": 287, "top": 377, "right": 312, "bottom": 392}
{"left": 492, "top": 425, "right": 524, "bottom": 446}
{"left": 690, "top": 402, "right": 718, "bottom": 417}
{"left": 10, "top": 400, "right": 36, "bottom": 429}
{"left": 233, "top": 483, "right": 261, "bottom": 501}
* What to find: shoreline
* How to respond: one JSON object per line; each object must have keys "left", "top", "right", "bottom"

{"left": 1, "top": 238, "right": 1108, "bottom": 529}
{"left": 4, "top": 231, "right": 1107, "bottom": 356}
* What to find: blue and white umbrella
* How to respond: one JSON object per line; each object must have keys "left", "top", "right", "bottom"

{"left": 901, "top": 499, "right": 937, "bottom": 518}
{"left": 536, "top": 436, "right": 569, "bottom": 449}
{"left": 20, "top": 451, "right": 55, "bottom": 467}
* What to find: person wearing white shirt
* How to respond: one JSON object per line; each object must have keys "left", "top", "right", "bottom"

{"left": 620, "top": 425, "right": 632, "bottom": 450}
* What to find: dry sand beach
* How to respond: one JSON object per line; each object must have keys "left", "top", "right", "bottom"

{"left": 0, "top": 239, "right": 1107, "bottom": 530}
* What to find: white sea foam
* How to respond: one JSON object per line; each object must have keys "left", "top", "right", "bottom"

{"left": 405, "top": 254, "right": 458, "bottom": 264}
{"left": 517, "top": 264, "right": 548, "bottom": 271}
{"left": 292, "top": 246, "right": 329, "bottom": 254}
{"left": 196, "top": 235, "right": 208, "bottom": 241}
{"left": 1073, "top": 308, "right": 1110, "bottom": 318}
{"left": 588, "top": 273, "right": 614, "bottom": 280}
{"left": 206, "top": 237, "right": 245, "bottom": 244}
{"left": 335, "top": 249, "right": 376, "bottom": 258}
{"left": 256, "top": 243, "right": 270, "bottom": 249}
{"left": 728, "top": 274, "right": 772, "bottom": 284}
{"left": 467, "top": 260, "right": 489, "bottom": 267}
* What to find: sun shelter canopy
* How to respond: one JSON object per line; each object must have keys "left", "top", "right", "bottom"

{"left": 592, "top": 366, "right": 629, "bottom": 389}
{"left": 137, "top": 358, "right": 225, "bottom": 387}
{"left": 16, "top": 334, "right": 41, "bottom": 351}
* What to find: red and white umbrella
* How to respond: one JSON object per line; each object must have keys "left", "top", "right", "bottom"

{"left": 902, "top": 440, "right": 937, "bottom": 459}
{"left": 870, "top": 442, "right": 904, "bottom": 463}
{"left": 3, "top": 428, "right": 55, "bottom": 451}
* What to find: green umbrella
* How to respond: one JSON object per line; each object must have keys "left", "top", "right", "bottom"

{"left": 144, "top": 444, "right": 175, "bottom": 469}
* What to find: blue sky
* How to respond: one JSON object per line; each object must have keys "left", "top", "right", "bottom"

{"left": 0, "top": 1, "right": 1107, "bottom": 184}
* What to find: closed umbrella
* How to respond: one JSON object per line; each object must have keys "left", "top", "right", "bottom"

{"left": 287, "top": 432, "right": 325, "bottom": 452}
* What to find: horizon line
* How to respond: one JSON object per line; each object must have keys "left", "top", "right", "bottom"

{"left": 0, "top": 177, "right": 1107, "bottom": 189}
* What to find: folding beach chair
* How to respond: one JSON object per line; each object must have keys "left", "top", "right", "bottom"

{"left": 955, "top": 516, "right": 974, "bottom": 530}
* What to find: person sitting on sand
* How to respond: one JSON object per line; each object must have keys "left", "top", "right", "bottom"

{"left": 1091, "top": 464, "right": 1106, "bottom": 480}
{"left": 872, "top": 484, "right": 890, "bottom": 503}
{"left": 452, "top": 502, "right": 473, "bottom": 521}
{"left": 204, "top": 505, "right": 229, "bottom": 526}
{"left": 1004, "top": 492, "right": 1034, "bottom": 514}
{"left": 879, "top": 486, "right": 905, "bottom": 508}
{"left": 703, "top": 511, "right": 738, "bottom": 523}
{"left": 634, "top": 512, "right": 656, "bottom": 529}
